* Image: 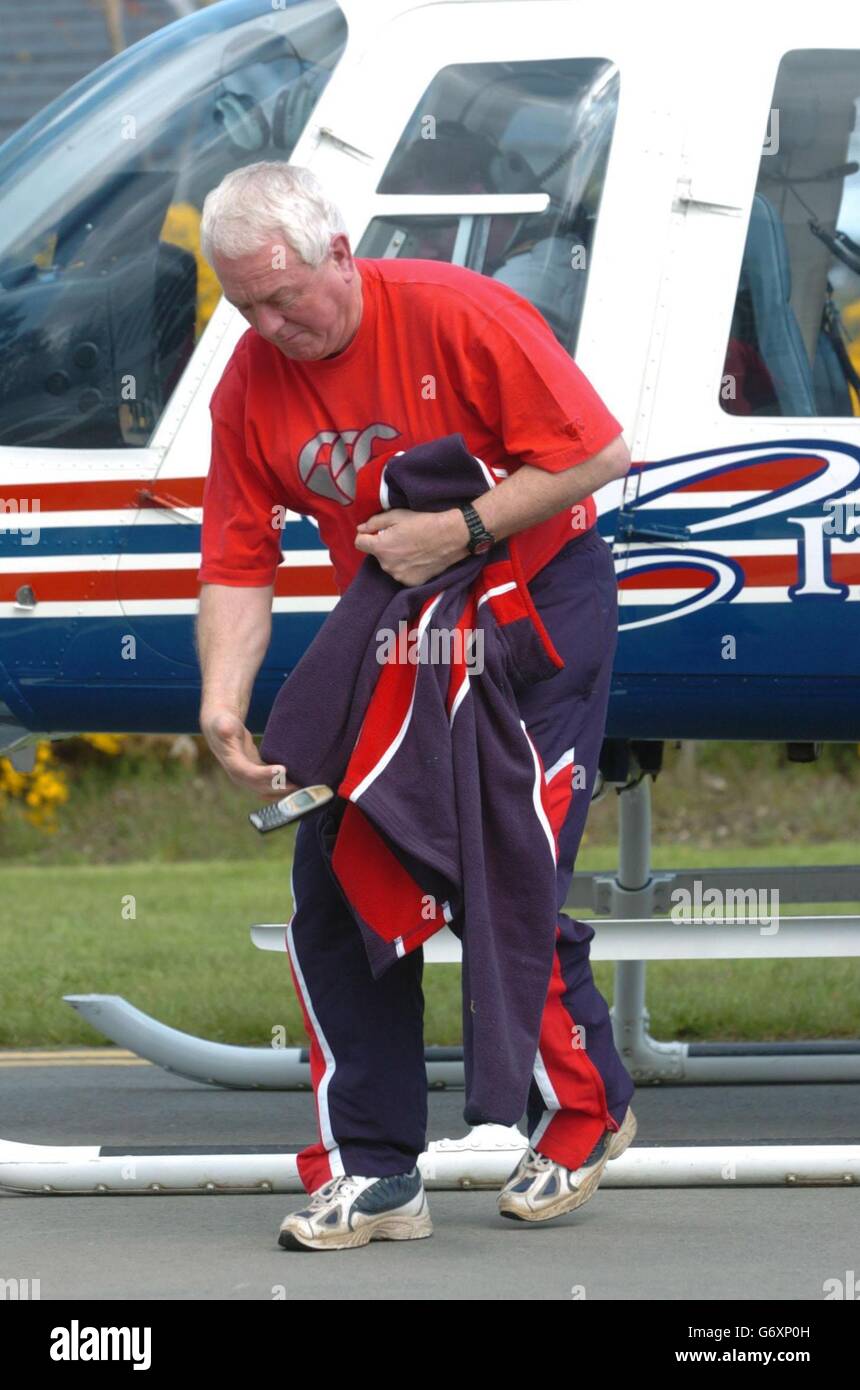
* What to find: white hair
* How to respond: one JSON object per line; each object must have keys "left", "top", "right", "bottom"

{"left": 199, "top": 162, "right": 348, "bottom": 267}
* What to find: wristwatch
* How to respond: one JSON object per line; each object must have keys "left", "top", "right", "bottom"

{"left": 458, "top": 502, "right": 496, "bottom": 555}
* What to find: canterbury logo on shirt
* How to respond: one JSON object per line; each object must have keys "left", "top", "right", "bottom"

{"left": 297, "top": 423, "right": 400, "bottom": 504}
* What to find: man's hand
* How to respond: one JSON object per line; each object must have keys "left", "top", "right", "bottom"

{"left": 354, "top": 508, "right": 470, "bottom": 586}
{"left": 352, "top": 435, "right": 630, "bottom": 586}
{"left": 201, "top": 706, "right": 298, "bottom": 800}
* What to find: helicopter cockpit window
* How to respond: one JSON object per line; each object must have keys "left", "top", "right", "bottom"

{"left": 0, "top": 0, "right": 347, "bottom": 449}
{"left": 721, "top": 49, "right": 860, "bottom": 418}
{"left": 356, "top": 59, "right": 619, "bottom": 358}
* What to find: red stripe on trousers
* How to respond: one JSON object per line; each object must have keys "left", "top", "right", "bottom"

{"left": 531, "top": 754, "right": 620, "bottom": 1168}
{"left": 285, "top": 927, "right": 338, "bottom": 1194}
{"left": 532, "top": 931, "right": 620, "bottom": 1169}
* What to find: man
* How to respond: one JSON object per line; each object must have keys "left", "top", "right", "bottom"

{"left": 196, "top": 161, "right": 637, "bottom": 1252}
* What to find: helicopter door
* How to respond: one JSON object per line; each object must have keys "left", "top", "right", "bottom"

{"left": 298, "top": 0, "right": 686, "bottom": 551}
{"left": 620, "top": 38, "right": 860, "bottom": 712}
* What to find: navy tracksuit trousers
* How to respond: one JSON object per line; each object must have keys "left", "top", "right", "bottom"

{"left": 284, "top": 525, "right": 636, "bottom": 1192}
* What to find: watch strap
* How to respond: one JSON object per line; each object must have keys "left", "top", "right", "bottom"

{"left": 458, "top": 502, "right": 495, "bottom": 552}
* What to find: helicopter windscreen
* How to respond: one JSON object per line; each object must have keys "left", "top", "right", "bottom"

{"left": 0, "top": 0, "right": 347, "bottom": 449}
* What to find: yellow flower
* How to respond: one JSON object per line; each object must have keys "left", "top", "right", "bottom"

{"left": 82, "top": 733, "right": 125, "bottom": 756}
{"left": 0, "top": 741, "right": 69, "bottom": 830}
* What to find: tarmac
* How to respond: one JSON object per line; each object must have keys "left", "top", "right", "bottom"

{"left": 1, "top": 1049, "right": 857, "bottom": 1302}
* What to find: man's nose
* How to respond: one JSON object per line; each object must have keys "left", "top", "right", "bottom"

{"left": 255, "top": 304, "right": 287, "bottom": 336}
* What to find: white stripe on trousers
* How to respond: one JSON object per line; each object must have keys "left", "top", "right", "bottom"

{"left": 286, "top": 859, "right": 345, "bottom": 1179}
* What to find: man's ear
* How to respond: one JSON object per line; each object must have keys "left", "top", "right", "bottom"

{"left": 330, "top": 232, "right": 356, "bottom": 278}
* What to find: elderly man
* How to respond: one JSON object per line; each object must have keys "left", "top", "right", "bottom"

{"left": 196, "top": 161, "right": 636, "bottom": 1252}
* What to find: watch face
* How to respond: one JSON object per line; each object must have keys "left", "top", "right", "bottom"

{"left": 473, "top": 537, "right": 493, "bottom": 554}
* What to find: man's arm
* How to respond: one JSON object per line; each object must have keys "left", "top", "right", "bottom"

{"left": 196, "top": 582, "right": 296, "bottom": 798}
{"left": 354, "top": 432, "right": 631, "bottom": 586}
{"left": 469, "top": 431, "right": 630, "bottom": 541}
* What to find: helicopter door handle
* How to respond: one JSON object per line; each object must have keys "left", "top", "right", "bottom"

{"left": 316, "top": 126, "right": 374, "bottom": 164}
{"left": 136, "top": 487, "right": 199, "bottom": 523}
{"left": 675, "top": 175, "right": 743, "bottom": 215}
{"left": 615, "top": 509, "right": 691, "bottom": 543}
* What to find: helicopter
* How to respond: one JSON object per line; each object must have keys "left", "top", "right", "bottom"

{"left": 0, "top": 0, "right": 859, "bottom": 759}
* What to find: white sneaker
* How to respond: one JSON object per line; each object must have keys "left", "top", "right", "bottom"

{"left": 497, "top": 1106, "right": 637, "bottom": 1222}
{"left": 278, "top": 1167, "right": 433, "bottom": 1251}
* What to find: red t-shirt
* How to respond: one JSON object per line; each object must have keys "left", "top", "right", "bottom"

{"left": 197, "top": 257, "right": 623, "bottom": 594}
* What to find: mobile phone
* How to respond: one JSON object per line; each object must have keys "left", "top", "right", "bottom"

{"left": 249, "top": 784, "right": 334, "bottom": 833}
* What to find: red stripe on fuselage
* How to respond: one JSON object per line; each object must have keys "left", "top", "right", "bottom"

{"left": 6, "top": 554, "right": 858, "bottom": 605}
{"left": 0, "top": 478, "right": 206, "bottom": 510}
{"left": 674, "top": 456, "right": 826, "bottom": 493}
{"left": 618, "top": 554, "right": 860, "bottom": 590}
{"left": 0, "top": 565, "right": 338, "bottom": 603}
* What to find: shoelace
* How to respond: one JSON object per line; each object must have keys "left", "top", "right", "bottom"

{"left": 306, "top": 1174, "right": 367, "bottom": 1208}
{"left": 520, "top": 1147, "right": 557, "bottom": 1176}
{"left": 520, "top": 1133, "right": 608, "bottom": 1179}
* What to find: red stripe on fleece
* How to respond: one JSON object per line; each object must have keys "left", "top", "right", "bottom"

{"left": 337, "top": 663, "right": 415, "bottom": 799}
{"left": 351, "top": 448, "right": 403, "bottom": 523}
{"left": 509, "top": 540, "right": 565, "bottom": 670}
{"left": 538, "top": 745, "right": 557, "bottom": 861}
{"left": 339, "top": 592, "right": 443, "bottom": 799}
{"left": 481, "top": 583, "right": 527, "bottom": 627}
{"left": 478, "top": 559, "right": 515, "bottom": 593}
{"left": 544, "top": 755, "right": 575, "bottom": 859}
{"left": 332, "top": 801, "right": 447, "bottom": 951}
{"left": 475, "top": 560, "right": 525, "bottom": 627}
{"left": 474, "top": 552, "right": 564, "bottom": 671}
{"left": 519, "top": 726, "right": 561, "bottom": 865}
{"left": 446, "top": 592, "right": 478, "bottom": 718}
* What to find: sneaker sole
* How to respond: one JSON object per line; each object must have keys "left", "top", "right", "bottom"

{"left": 608, "top": 1105, "right": 638, "bottom": 1160}
{"left": 498, "top": 1106, "right": 637, "bottom": 1223}
{"left": 278, "top": 1207, "right": 434, "bottom": 1251}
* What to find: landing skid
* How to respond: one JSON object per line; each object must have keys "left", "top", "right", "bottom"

{"left": 1, "top": 1133, "right": 857, "bottom": 1194}
{"left": 62, "top": 994, "right": 465, "bottom": 1090}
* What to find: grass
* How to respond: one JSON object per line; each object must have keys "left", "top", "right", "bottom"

{"left": 3, "top": 740, "right": 858, "bottom": 1046}
{"left": 2, "top": 738, "right": 859, "bottom": 864}
{"left": 3, "top": 843, "right": 858, "bottom": 1049}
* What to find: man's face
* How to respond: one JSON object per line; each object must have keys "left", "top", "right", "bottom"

{"left": 212, "top": 233, "right": 361, "bottom": 361}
